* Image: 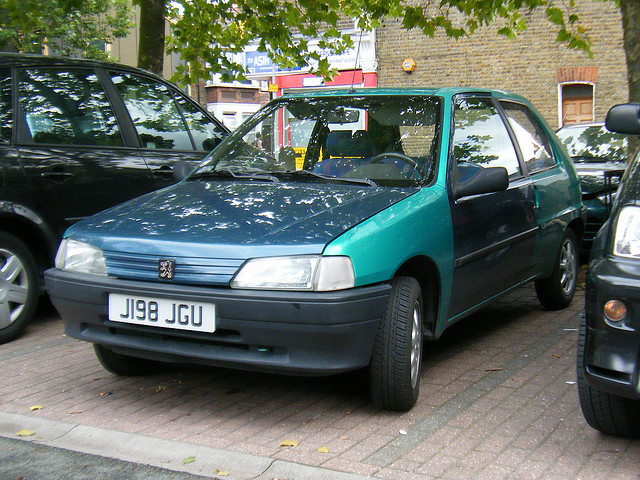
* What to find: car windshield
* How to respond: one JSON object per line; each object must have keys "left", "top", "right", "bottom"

{"left": 556, "top": 124, "right": 630, "bottom": 163}
{"left": 191, "top": 95, "right": 442, "bottom": 187}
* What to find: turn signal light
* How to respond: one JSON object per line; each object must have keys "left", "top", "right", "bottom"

{"left": 604, "top": 299, "right": 627, "bottom": 323}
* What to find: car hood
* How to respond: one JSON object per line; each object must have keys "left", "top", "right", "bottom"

{"left": 573, "top": 161, "right": 626, "bottom": 196}
{"left": 71, "top": 180, "right": 417, "bottom": 255}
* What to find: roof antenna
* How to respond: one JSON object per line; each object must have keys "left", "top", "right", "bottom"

{"left": 348, "top": 29, "right": 364, "bottom": 94}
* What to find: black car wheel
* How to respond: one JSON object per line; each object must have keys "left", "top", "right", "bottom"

{"left": 94, "top": 344, "right": 158, "bottom": 376}
{"left": 577, "top": 315, "right": 640, "bottom": 437}
{"left": 0, "top": 233, "right": 39, "bottom": 344}
{"left": 535, "top": 229, "right": 578, "bottom": 310}
{"left": 370, "top": 276, "right": 423, "bottom": 411}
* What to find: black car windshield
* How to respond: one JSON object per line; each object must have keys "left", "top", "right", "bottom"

{"left": 557, "top": 124, "right": 630, "bottom": 163}
{"left": 191, "top": 95, "right": 442, "bottom": 187}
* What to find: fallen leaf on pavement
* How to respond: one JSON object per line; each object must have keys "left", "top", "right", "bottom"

{"left": 317, "top": 446, "right": 330, "bottom": 453}
{"left": 183, "top": 456, "right": 196, "bottom": 464}
{"left": 215, "top": 469, "right": 229, "bottom": 476}
{"left": 29, "top": 405, "right": 43, "bottom": 411}
{"left": 279, "top": 440, "right": 299, "bottom": 447}
{"left": 16, "top": 430, "right": 35, "bottom": 437}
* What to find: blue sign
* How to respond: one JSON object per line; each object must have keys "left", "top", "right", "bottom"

{"left": 245, "top": 51, "right": 301, "bottom": 75}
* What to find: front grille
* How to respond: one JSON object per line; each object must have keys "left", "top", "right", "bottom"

{"left": 104, "top": 250, "right": 244, "bottom": 286}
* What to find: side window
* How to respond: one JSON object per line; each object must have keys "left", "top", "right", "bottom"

{"left": 17, "top": 68, "right": 123, "bottom": 146}
{"left": 500, "top": 101, "right": 556, "bottom": 174}
{"left": 173, "top": 92, "right": 226, "bottom": 151}
{"left": 452, "top": 97, "right": 522, "bottom": 178}
{"left": 0, "top": 69, "right": 11, "bottom": 144}
{"left": 110, "top": 72, "right": 193, "bottom": 151}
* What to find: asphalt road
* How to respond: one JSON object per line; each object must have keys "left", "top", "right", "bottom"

{"left": 0, "top": 436, "right": 213, "bottom": 480}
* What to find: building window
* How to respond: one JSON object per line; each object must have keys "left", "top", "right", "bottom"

{"left": 560, "top": 83, "right": 594, "bottom": 126}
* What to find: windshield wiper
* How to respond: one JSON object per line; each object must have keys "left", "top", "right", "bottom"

{"left": 189, "top": 168, "right": 279, "bottom": 183}
{"left": 283, "top": 170, "right": 377, "bottom": 187}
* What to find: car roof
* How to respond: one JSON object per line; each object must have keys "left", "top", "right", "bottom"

{"left": 0, "top": 52, "right": 161, "bottom": 78}
{"left": 281, "top": 87, "right": 531, "bottom": 103}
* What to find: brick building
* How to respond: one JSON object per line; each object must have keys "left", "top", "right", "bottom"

{"left": 375, "top": 1, "right": 627, "bottom": 128}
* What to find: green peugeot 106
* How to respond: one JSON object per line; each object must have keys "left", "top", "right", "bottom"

{"left": 45, "top": 88, "right": 586, "bottom": 411}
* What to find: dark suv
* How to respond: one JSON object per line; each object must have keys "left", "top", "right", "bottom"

{"left": 579, "top": 103, "right": 640, "bottom": 437}
{"left": 0, "top": 53, "right": 229, "bottom": 343}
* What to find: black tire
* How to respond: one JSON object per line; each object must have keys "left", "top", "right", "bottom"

{"left": 0, "top": 232, "right": 39, "bottom": 344}
{"left": 535, "top": 229, "right": 578, "bottom": 310}
{"left": 370, "top": 276, "right": 423, "bottom": 411}
{"left": 577, "top": 315, "right": 640, "bottom": 437}
{"left": 94, "top": 344, "right": 157, "bottom": 376}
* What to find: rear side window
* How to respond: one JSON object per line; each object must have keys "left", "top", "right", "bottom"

{"left": 17, "top": 68, "right": 123, "bottom": 146}
{"left": 452, "top": 97, "right": 522, "bottom": 178}
{"left": 0, "top": 69, "right": 11, "bottom": 144}
{"left": 110, "top": 72, "right": 194, "bottom": 151}
{"left": 173, "top": 92, "right": 226, "bottom": 151}
{"left": 500, "top": 101, "right": 556, "bottom": 174}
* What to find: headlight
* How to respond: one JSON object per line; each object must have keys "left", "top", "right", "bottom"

{"left": 230, "top": 255, "right": 355, "bottom": 291}
{"left": 613, "top": 206, "right": 640, "bottom": 258}
{"left": 55, "top": 239, "right": 107, "bottom": 275}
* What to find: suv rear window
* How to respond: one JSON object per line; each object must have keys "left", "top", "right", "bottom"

{"left": 0, "top": 69, "right": 11, "bottom": 144}
{"left": 17, "top": 68, "right": 123, "bottom": 147}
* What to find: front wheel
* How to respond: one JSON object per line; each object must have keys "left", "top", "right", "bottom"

{"left": 0, "top": 233, "right": 39, "bottom": 344}
{"left": 577, "top": 315, "right": 640, "bottom": 437}
{"left": 94, "top": 344, "right": 158, "bottom": 376}
{"left": 535, "top": 229, "right": 578, "bottom": 310}
{"left": 370, "top": 276, "right": 423, "bottom": 411}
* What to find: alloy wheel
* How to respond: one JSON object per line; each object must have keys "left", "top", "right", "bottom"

{"left": 0, "top": 248, "right": 29, "bottom": 329}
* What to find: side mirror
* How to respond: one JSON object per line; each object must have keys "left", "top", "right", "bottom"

{"left": 453, "top": 166, "right": 509, "bottom": 200}
{"left": 605, "top": 103, "right": 640, "bottom": 135}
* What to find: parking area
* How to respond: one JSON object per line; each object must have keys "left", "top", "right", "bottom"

{"left": 1, "top": 285, "right": 639, "bottom": 480}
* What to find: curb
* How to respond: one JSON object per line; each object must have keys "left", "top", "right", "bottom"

{"left": 0, "top": 411, "right": 375, "bottom": 480}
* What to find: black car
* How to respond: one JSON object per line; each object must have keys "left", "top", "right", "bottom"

{"left": 0, "top": 53, "right": 229, "bottom": 343}
{"left": 578, "top": 103, "right": 640, "bottom": 437}
{"left": 556, "top": 123, "right": 631, "bottom": 254}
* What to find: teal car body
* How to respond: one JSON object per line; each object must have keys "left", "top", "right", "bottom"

{"left": 45, "top": 88, "right": 585, "bottom": 411}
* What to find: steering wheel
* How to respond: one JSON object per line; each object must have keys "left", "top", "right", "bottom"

{"left": 369, "top": 152, "right": 428, "bottom": 179}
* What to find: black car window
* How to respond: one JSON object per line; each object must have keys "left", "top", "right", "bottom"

{"left": 452, "top": 97, "right": 522, "bottom": 178}
{"left": 110, "top": 72, "right": 194, "bottom": 151}
{"left": 0, "top": 69, "right": 11, "bottom": 144}
{"left": 173, "top": 92, "right": 226, "bottom": 151}
{"left": 17, "top": 68, "right": 123, "bottom": 147}
{"left": 500, "top": 101, "right": 556, "bottom": 174}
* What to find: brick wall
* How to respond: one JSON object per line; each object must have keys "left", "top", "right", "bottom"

{"left": 375, "top": 1, "right": 627, "bottom": 128}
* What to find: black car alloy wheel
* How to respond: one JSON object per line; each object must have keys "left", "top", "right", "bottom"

{"left": 0, "top": 233, "right": 39, "bottom": 343}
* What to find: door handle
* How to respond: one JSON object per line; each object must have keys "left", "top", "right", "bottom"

{"left": 41, "top": 166, "right": 74, "bottom": 182}
{"left": 152, "top": 165, "right": 174, "bottom": 180}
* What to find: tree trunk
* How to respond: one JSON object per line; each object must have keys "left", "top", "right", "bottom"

{"left": 137, "top": 0, "right": 166, "bottom": 75}
{"left": 620, "top": 0, "right": 640, "bottom": 103}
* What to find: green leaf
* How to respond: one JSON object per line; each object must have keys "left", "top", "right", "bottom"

{"left": 546, "top": 7, "right": 565, "bottom": 26}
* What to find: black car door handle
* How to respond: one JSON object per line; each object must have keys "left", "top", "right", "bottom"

{"left": 152, "top": 165, "right": 174, "bottom": 180}
{"left": 41, "top": 170, "right": 74, "bottom": 182}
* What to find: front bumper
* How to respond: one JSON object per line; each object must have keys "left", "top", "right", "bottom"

{"left": 583, "top": 255, "right": 640, "bottom": 399}
{"left": 45, "top": 268, "right": 391, "bottom": 375}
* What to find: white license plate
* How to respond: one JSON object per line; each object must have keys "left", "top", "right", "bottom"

{"left": 108, "top": 294, "right": 215, "bottom": 333}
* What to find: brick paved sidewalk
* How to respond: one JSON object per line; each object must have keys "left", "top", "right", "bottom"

{"left": 1, "top": 286, "right": 639, "bottom": 480}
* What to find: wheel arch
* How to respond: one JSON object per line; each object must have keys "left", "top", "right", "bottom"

{"left": 568, "top": 217, "right": 585, "bottom": 250}
{"left": 0, "top": 209, "right": 59, "bottom": 281}
{"left": 394, "top": 255, "right": 441, "bottom": 338}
